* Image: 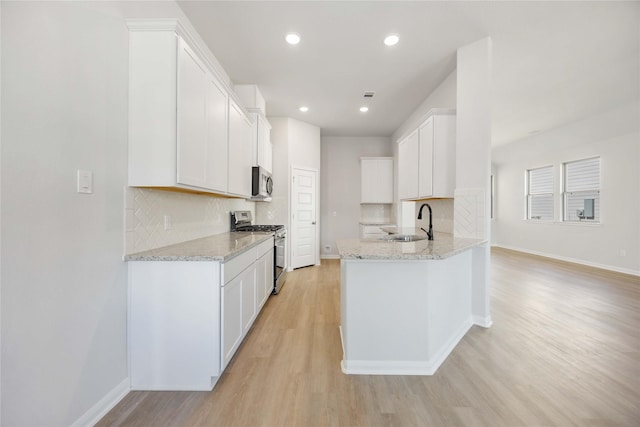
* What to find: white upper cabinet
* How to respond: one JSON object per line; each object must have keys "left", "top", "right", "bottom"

{"left": 361, "top": 157, "right": 393, "bottom": 204}
{"left": 176, "top": 39, "right": 209, "bottom": 189}
{"left": 418, "top": 117, "right": 434, "bottom": 197}
{"left": 128, "top": 20, "right": 250, "bottom": 197}
{"left": 257, "top": 114, "right": 273, "bottom": 173}
{"left": 204, "top": 74, "right": 229, "bottom": 192}
{"left": 398, "top": 129, "right": 419, "bottom": 200}
{"left": 398, "top": 109, "right": 456, "bottom": 200}
{"left": 248, "top": 111, "right": 273, "bottom": 173}
{"left": 227, "top": 99, "right": 253, "bottom": 197}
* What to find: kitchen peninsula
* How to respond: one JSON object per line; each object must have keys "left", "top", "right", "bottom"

{"left": 337, "top": 232, "right": 487, "bottom": 376}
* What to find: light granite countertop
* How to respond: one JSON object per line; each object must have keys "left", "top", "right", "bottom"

{"left": 337, "top": 232, "right": 486, "bottom": 260}
{"left": 124, "top": 232, "right": 273, "bottom": 262}
{"left": 359, "top": 221, "right": 396, "bottom": 226}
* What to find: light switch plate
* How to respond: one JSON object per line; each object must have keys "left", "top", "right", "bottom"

{"left": 77, "top": 170, "right": 93, "bottom": 194}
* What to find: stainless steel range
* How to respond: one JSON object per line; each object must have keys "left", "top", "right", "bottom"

{"left": 231, "top": 211, "right": 287, "bottom": 294}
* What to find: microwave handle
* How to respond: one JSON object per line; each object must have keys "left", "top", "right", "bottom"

{"left": 266, "top": 176, "right": 273, "bottom": 195}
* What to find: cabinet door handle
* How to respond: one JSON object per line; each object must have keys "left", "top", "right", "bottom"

{"left": 312, "top": 221, "right": 316, "bottom": 225}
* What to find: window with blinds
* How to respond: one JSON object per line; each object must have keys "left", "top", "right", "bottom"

{"left": 526, "top": 166, "right": 554, "bottom": 220}
{"left": 563, "top": 157, "right": 600, "bottom": 222}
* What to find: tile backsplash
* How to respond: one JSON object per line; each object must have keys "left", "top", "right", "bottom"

{"left": 454, "top": 188, "right": 486, "bottom": 239}
{"left": 360, "top": 204, "right": 393, "bottom": 223}
{"left": 414, "top": 199, "right": 454, "bottom": 234}
{"left": 125, "top": 188, "right": 254, "bottom": 254}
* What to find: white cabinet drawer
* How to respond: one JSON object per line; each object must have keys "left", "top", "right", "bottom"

{"left": 222, "top": 247, "right": 257, "bottom": 285}
{"left": 256, "top": 237, "right": 274, "bottom": 258}
{"left": 222, "top": 237, "right": 272, "bottom": 285}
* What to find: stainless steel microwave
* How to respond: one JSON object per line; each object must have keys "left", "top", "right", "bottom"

{"left": 251, "top": 166, "right": 273, "bottom": 201}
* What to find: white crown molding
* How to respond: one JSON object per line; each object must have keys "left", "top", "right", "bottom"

{"left": 395, "top": 108, "right": 457, "bottom": 143}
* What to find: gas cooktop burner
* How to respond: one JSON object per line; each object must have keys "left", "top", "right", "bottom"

{"left": 235, "top": 224, "right": 284, "bottom": 232}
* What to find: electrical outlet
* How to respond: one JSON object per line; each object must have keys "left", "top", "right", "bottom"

{"left": 164, "top": 215, "right": 172, "bottom": 231}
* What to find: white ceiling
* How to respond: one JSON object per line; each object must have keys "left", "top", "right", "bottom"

{"left": 178, "top": 1, "right": 639, "bottom": 147}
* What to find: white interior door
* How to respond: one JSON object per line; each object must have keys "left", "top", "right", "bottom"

{"left": 291, "top": 168, "right": 317, "bottom": 269}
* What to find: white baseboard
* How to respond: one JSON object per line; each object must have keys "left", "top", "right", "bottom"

{"left": 473, "top": 315, "right": 493, "bottom": 328}
{"left": 491, "top": 244, "right": 640, "bottom": 277}
{"left": 71, "top": 378, "right": 129, "bottom": 427}
{"left": 341, "top": 319, "right": 472, "bottom": 376}
{"left": 320, "top": 254, "right": 340, "bottom": 260}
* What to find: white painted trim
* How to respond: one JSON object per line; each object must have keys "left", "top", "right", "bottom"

{"left": 130, "top": 383, "right": 215, "bottom": 392}
{"left": 320, "top": 254, "right": 340, "bottom": 260}
{"left": 341, "top": 319, "right": 472, "bottom": 376}
{"left": 70, "top": 378, "right": 129, "bottom": 427}
{"left": 473, "top": 315, "right": 493, "bottom": 328}
{"left": 492, "top": 244, "right": 640, "bottom": 277}
{"left": 395, "top": 108, "right": 457, "bottom": 143}
{"left": 126, "top": 18, "right": 184, "bottom": 32}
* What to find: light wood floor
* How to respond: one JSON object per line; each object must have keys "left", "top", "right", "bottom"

{"left": 97, "top": 249, "right": 640, "bottom": 426}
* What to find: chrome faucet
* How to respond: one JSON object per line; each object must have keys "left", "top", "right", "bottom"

{"left": 417, "top": 203, "right": 434, "bottom": 240}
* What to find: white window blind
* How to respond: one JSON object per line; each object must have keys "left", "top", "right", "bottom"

{"left": 564, "top": 157, "right": 600, "bottom": 222}
{"left": 526, "top": 166, "right": 554, "bottom": 220}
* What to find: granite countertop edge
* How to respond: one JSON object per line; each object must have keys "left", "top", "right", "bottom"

{"left": 124, "top": 232, "right": 274, "bottom": 262}
{"left": 337, "top": 233, "right": 487, "bottom": 261}
{"left": 359, "top": 221, "right": 396, "bottom": 226}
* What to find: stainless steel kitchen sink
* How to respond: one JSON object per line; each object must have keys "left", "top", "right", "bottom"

{"left": 380, "top": 234, "right": 429, "bottom": 242}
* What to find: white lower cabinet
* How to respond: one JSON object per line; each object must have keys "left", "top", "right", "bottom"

{"left": 221, "top": 270, "right": 244, "bottom": 371}
{"left": 221, "top": 238, "right": 273, "bottom": 370}
{"left": 129, "top": 237, "right": 273, "bottom": 390}
{"left": 241, "top": 267, "right": 257, "bottom": 335}
{"left": 255, "top": 249, "right": 273, "bottom": 311}
{"left": 129, "top": 261, "right": 221, "bottom": 391}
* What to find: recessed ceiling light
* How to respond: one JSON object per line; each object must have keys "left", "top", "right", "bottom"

{"left": 299, "top": 106, "right": 309, "bottom": 113}
{"left": 384, "top": 34, "right": 399, "bottom": 46}
{"left": 359, "top": 106, "right": 369, "bottom": 113}
{"left": 286, "top": 33, "right": 301, "bottom": 45}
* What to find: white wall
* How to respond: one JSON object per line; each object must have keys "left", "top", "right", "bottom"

{"left": 0, "top": 1, "right": 247, "bottom": 425}
{"left": 289, "top": 118, "right": 321, "bottom": 173}
{"left": 256, "top": 118, "right": 321, "bottom": 268}
{"left": 320, "top": 137, "right": 392, "bottom": 257}
{"left": 492, "top": 102, "right": 640, "bottom": 275}
{"left": 1, "top": 3, "right": 129, "bottom": 425}
{"left": 455, "top": 37, "right": 492, "bottom": 327}
{"left": 455, "top": 37, "right": 492, "bottom": 240}
{"left": 391, "top": 70, "right": 457, "bottom": 143}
